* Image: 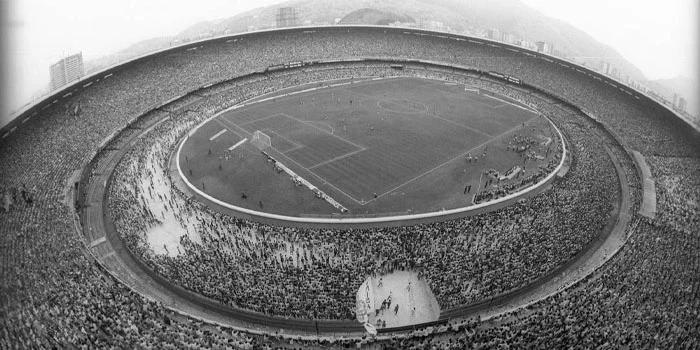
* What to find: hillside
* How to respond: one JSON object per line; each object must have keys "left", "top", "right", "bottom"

{"left": 82, "top": 0, "right": 689, "bottom": 111}
{"left": 84, "top": 37, "right": 173, "bottom": 75}
{"left": 339, "top": 8, "right": 415, "bottom": 25}
{"left": 170, "top": 0, "right": 650, "bottom": 82}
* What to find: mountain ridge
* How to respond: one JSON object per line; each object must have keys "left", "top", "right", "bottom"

{"left": 171, "top": 0, "right": 655, "bottom": 84}
{"left": 80, "top": 0, "right": 694, "bottom": 115}
{"left": 339, "top": 8, "right": 415, "bottom": 25}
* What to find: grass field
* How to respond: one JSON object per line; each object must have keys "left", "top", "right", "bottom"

{"left": 178, "top": 77, "right": 560, "bottom": 217}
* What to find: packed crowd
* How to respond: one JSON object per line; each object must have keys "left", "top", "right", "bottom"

{"left": 470, "top": 120, "right": 564, "bottom": 205}
{"left": 1, "top": 27, "right": 696, "bottom": 348}
{"left": 368, "top": 218, "right": 698, "bottom": 350}
{"left": 107, "top": 66, "right": 619, "bottom": 322}
{"left": 646, "top": 156, "right": 700, "bottom": 234}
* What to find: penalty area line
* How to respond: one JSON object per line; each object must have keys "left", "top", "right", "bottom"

{"left": 362, "top": 113, "right": 543, "bottom": 205}
{"left": 483, "top": 94, "right": 537, "bottom": 114}
{"left": 268, "top": 149, "right": 365, "bottom": 206}
{"left": 215, "top": 118, "right": 252, "bottom": 139}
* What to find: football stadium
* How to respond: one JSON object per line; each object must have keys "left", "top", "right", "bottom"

{"left": 2, "top": 26, "right": 699, "bottom": 349}
{"left": 178, "top": 76, "right": 563, "bottom": 218}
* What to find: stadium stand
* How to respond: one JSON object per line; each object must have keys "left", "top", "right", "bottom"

{"left": 1, "top": 26, "right": 698, "bottom": 348}
{"left": 107, "top": 64, "right": 615, "bottom": 322}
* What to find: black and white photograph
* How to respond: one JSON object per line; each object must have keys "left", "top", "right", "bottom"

{"left": 1, "top": 0, "right": 698, "bottom": 348}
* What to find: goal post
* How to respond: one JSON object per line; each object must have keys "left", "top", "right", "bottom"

{"left": 251, "top": 130, "right": 272, "bottom": 150}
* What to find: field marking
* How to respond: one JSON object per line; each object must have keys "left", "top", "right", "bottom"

{"left": 186, "top": 77, "right": 548, "bottom": 210}
{"left": 220, "top": 115, "right": 307, "bottom": 154}
{"left": 376, "top": 100, "right": 428, "bottom": 114}
{"left": 223, "top": 76, "right": 404, "bottom": 126}
{"left": 241, "top": 76, "right": 399, "bottom": 109}
{"left": 235, "top": 115, "right": 304, "bottom": 151}
{"left": 483, "top": 94, "right": 538, "bottom": 113}
{"left": 227, "top": 138, "right": 248, "bottom": 151}
{"left": 430, "top": 113, "right": 495, "bottom": 138}
{"left": 215, "top": 120, "right": 285, "bottom": 156}
{"left": 263, "top": 129, "right": 304, "bottom": 154}
{"left": 238, "top": 112, "right": 346, "bottom": 153}
{"left": 416, "top": 78, "right": 480, "bottom": 92}
{"left": 419, "top": 82, "right": 538, "bottom": 115}
{"left": 304, "top": 120, "right": 334, "bottom": 134}
{"left": 176, "top": 78, "right": 568, "bottom": 223}
{"left": 344, "top": 87, "right": 495, "bottom": 138}
{"left": 362, "top": 114, "right": 543, "bottom": 205}
{"left": 417, "top": 79, "right": 474, "bottom": 91}
{"left": 267, "top": 148, "right": 364, "bottom": 205}
{"left": 237, "top": 113, "right": 284, "bottom": 128}
{"left": 209, "top": 129, "right": 227, "bottom": 141}
{"left": 279, "top": 113, "right": 366, "bottom": 151}
{"left": 307, "top": 148, "right": 367, "bottom": 170}
{"left": 215, "top": 118, "right": 251, "bottom": 139}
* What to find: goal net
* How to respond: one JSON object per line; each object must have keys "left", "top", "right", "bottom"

{"left": 251, "top": 130, "right": 272, "bottom": 150}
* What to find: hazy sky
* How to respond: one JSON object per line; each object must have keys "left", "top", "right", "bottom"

{"left": 522, "top": 0, "right": 698, "bottom": 82}
{"left": 2, "top": 0, "right": 698, "bottom": 127}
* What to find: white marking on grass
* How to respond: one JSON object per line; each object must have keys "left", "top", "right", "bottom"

{"left": 175, "top": 78, "right": 567, "bottom": 224}
{"left": 304, "top": 120, "right": 335, "bottom": 134}
{"left": 268, "top": 149, "right": 364, "bottom": 205}
{"left": 264, "top": 129, "right": 303, "bottom": 153}
{"left": 216, "top": 118, "right": 252, "bottom": 138}
{"left": 228, "top": 138, "right": 248, "bottom": 151}
{"left": 364, "top": 114, "right": 542, "bottom": 205}
{"left": 349, "top": 88, "right": 495, "bottom": 138}
{"left": 280, "top": 113, "right": 366, "bottom": 151}
{"left": 430, "top": 113, "right": 495, "bottom": 138}
{"left": 209, "top": 129, "right": 227, "bottom": 141}
{"left": 307, "top": 148, "right": 367, "bottom": 170}
{"left": 238, "top": 114, "right": 283, "bottom": 127}
{"left": 483, "top": 94, "right": 538, "bottom": 113}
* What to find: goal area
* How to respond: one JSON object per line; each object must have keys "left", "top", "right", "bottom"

{"left": 251, "top": 130, "right": 272, "bottom": 150}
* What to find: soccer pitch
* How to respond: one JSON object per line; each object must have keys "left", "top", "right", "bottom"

{"left": 178, "top": 77, "right": 559, "bottom": 217}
